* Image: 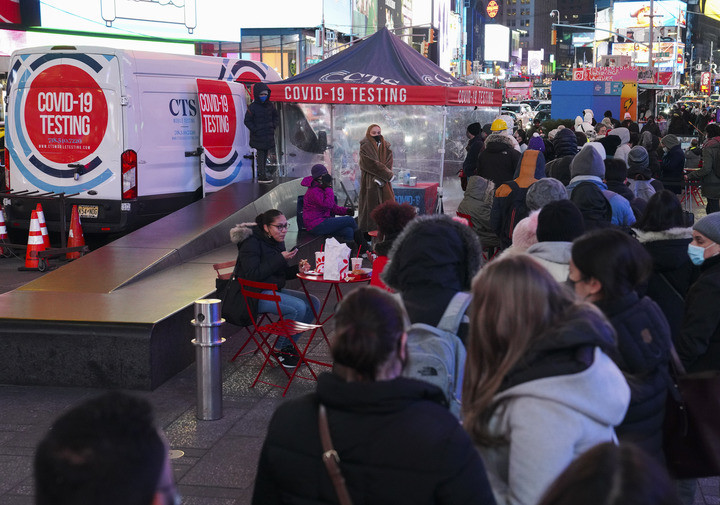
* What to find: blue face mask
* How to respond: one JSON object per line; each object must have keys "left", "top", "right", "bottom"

{"left": 259, "top": 95, "right": 268, "bottom": 102}
{"left": 688, "top": 243, "right": 706, "bottom": 266}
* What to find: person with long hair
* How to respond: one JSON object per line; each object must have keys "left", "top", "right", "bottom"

{"left": 358, "top": 124, "right": 395, "bottom": 233}
{"left": 569, "top": 229, "right": 673, "bottom": 463}
{"left": 687, "top": 122, "right": 720, "bottom": 214}
{"left": 463, "top": 255, "right": 630, "bottom": 505}
{"left": 230, "top": 209, "right": 319, "bottom": 368}
{"left": 253, "top": 286, "right": 496, "bottom": 505}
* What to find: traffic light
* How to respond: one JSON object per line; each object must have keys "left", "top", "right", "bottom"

{"left": 429, "top": 29, "right": 435, "bottom": 44}
{"left": 421, "top": 41, "right": 429, "bottom": 57}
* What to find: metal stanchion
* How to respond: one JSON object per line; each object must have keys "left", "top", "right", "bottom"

{"left": 191, "top": 299, "right": 225, "bottom": 420}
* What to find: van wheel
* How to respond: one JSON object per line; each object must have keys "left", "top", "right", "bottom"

{"left": 38, "top": 259, "right": 48, "bottom": 272}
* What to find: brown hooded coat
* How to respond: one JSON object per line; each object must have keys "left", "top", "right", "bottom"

{"left": 358, "top": 131, "right": 395, "bottom": 231}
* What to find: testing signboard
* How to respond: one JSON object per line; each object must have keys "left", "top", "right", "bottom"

{"left": 196, "top": 79, "right": 251, "bottom": 193}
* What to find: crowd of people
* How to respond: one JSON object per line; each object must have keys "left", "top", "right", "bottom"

{"left": 29, "top": 106, "right": 720, "bottom": 505}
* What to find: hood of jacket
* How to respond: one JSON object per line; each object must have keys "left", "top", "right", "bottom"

{"left": 301, "top": 175, "right": 320, "bottom": 188}
{"left": 526, "top": 241, "right": 573, "bottom": 264}
{"left": 634, "top": 227, "right": 693, "bottom": 271}
{"left": 633, "top": 226, "right": 693, "bottom": 244}
{"left": 382, "top": 214, "right": 482, "bottom": 293}
{"left": 639, "top": 130, "right": 659, "bottom": 151}
{"left": 512, "top": 148, "right": 546, "bottom": 182}
{"left": 484, "top": 133, "right": 517, "bottom": 153}
{"left": 609, "top": 127, "right": 630, "bottom": 145}
{"left": 553, "top": 128, "right": 578, "bottom": 157}
{"left": 230, "top": 222, "right": 256, "bottom": 244}
{"left": 464, "top": 175, "right": 495, "bottom": 203}
{"left": 252, "top": 82, "right": 271, "bottom": 101}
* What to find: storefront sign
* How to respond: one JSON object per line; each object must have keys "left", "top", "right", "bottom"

{"left": 573, "top": 66, "right": 639, "bottom": 81}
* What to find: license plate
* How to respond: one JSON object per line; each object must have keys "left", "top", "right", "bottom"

{"left": 78, "top": 205, "right": 99, "bottom": 219}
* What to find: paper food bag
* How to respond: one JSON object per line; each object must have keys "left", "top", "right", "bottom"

{"left": 323, "top": 237, "right": 351, "bottom": 281}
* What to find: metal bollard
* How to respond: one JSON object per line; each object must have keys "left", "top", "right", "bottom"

{"left": 191, "top": 299, "right": 226, "bottom": 420}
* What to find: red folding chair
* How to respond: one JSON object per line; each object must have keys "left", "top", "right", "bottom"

{"left": 213, "top": 261, "right": 271, "bottom": 362}
{"left": 239, "top": 278, "right": 324, "bottom": 396}
{"left": 456, "top": 211, "right": 473, "bottom": 228}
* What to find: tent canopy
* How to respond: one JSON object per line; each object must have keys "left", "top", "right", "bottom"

{"left": 267, "top": 27, "right": 501, "bottom": 107}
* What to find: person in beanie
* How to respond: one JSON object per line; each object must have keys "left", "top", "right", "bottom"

{"left": 545, "top": 127, "right": 578, "bottom": 186}
{"left": 660, "top": 134, "right": 685, "bottom": 195}
{"left": 567, "top": 143, "right": 636, "bottom": 227}
{"left": 596, "top": 134, "right": 622, "bottom": 159}
{"left": 638, "top": 131, "right": 662, "bottom": 179}
{"left": 526, "top": 200, "right": 585, "bottom": 282}
{"left": 526, "top": 177, "right": 568, "bottom": 211}
{"left": 527, "top": 133, "right": 545, "bottom": 152}
{"left": 301, "top": 164, "right": 363, "bottom": 251}
{"left": 687, "top": 122, "right": 720, "bottom": 214}
{"left": 358, "top": 124, "right": 395, "bottom": 232}
{"left": 604, "top": 158, "right": 634, "bottom": 203}
{"left": 461, "top": 122, "right": 485, "bottom": 189}
{"left": 677, "top": 212, "right": 720, "bottom": 372}
{"left": 627, "top": 146, "right": 662, "bottom": 202}
{"left": 244, "top": 82, "right": 279, "bottom": 183}
{"left": 476, "top": 118, "right": 522, "bottom": 187}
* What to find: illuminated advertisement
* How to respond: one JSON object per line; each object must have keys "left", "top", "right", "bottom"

{"left": 484, "top": 24, "right": 510, "bottom": 63}
{"left": 40, "top": 0, "right": 241, "bottom": 41}
{"left": 612, "top": 42, "right": 685, "bottom": 73}
{"left": 704, "top": 0, "right": 720, "bottom": 21}
{"left": 612, "top": 1, "right": 687, "bottom": 29}
{"left": 353, "top": 0, "right": 379, "bottom": 37}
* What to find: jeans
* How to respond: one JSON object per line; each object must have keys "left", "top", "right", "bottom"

{"left": 257, "top": 288, "right": 320, "bottom": 349}
{"left": 707, "top": 198, "right": 720, "bottom": 214}
{"left": 309, "top": 216, "right": 357, "bottom": 242}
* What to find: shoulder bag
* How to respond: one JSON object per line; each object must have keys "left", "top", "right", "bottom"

{"left": 318, "top": 404, "right": 354, "bottom": 505}
{"left": 663, "top": 346, "right": 720, "bottom": 478}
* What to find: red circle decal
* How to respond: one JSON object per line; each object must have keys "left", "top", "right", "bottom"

{"left": 198, "top": 81, "right": 237, "bottom": 159}
{"left": 24, "top": 64, "right": 108, "bottom": 164}
{"left": 487, "top": 0, "right": 499, "bottom": 18}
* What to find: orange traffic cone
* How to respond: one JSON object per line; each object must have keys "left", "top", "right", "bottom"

{"left": 66, "top": 205, "right": 85, "bottom": 260}
{"left": 23, "top": 210, "right": 46, "bottom": 269}
{"left": 0, "top": 206, "right": 8, "bottom": 256}
{"left": 35, "top": 203, "right": 51, "bottom": 249}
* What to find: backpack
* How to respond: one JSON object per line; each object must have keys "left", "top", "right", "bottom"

{"left": 570, "top": 181, "right": 612, "bottom": 229}
{"left": 496, "top": 180, "right": 531, "bottom": 249}
{"left": 402, "top": 292, "right": 471, "bottom": 418}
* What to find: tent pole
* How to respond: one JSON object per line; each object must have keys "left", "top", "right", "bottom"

{"left": 437, "top": 106, "right": 447, "bottom": 214}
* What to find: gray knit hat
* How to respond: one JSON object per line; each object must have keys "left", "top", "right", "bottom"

{"left": 570, "top": 143, "right": 606, "bottom": 179}
{"left": 694, "top": 213, "right": 720, "bottom": 245}
{"left": 526, "top": 178, "right": 569, "bottom": 211}
{"left": 662, "top": 134, "right": 680, "bottom": 149}
{"left": 627, "top": 146, "right": 651, "bottom": 179}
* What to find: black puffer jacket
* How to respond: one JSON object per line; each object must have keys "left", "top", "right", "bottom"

{"left": 229, "top": 223, "right": 298, "bottom": 320}
{"left": 661, "top": 144, "right": 686, "bottom": 194}
{"left": 463, "top": 134, "right": 485, "bottom": 177}
{"left": 252, "top": 373, "right": 496, "bottom": 505}
{"left": 678, "top": 254, "right": 720, "bottom": 372}
{"left": 476, "top": 134, "right": 521, "bottom": 187}
{"left": 634, "top": 227, "right": 695, "bottom": 341}
{"left": 243, "top": 82, "right": 279, "bottom": 150}
{"left": 596, "top": 293, "right": 672, "bottom": 464}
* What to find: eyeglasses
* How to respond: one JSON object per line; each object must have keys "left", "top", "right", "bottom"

{"left": 270, "top": 223, "right": 289, "bottom": 231}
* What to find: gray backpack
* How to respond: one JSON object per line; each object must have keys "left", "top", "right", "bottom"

{"left": 402, "top": 292, "right": 471, "bottom": 418}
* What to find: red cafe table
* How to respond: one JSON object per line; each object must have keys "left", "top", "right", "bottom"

{"left": 297, "top": 270, "right": 371, "bottom": 345}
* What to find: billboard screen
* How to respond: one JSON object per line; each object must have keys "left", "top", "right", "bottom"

{"left": 484, "top": 24, "right": 510, "bottom": 62}
{"left": 612, "top": 1, "right": 687, "bottom": 29}
{"left": 704, "top": 0, "right": 720, "bottom": 21}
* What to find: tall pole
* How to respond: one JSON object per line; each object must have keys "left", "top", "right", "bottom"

{"left": 648, "top": 0, "right": 654, "bottom": 78}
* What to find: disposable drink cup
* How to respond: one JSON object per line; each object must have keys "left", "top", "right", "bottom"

{"left": 351, "top": 258, "right": 363, "bottom": 271}
{"left": 315, "top": 252, "right": 325, "bottom": 273}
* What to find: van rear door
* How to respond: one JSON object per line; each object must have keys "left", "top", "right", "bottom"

{"left": 6, "top": 49, "right": 123, "bottom": 227}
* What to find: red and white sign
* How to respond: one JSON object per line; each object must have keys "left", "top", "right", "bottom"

{"left": 197, "top": 80, "right": 236, "bottom": 159}
{"left": 267, "top": 83, "right": 502, "bottom": 107}
{"left": 573, "top": 66, "right": 639, "bottom": 82}
{"left": 24, "top": 64, "right": 109, "bottom": 164}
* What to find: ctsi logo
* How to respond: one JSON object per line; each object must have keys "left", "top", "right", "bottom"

{"left": 319, "top": 70, "right": 400, "bottom": 85}
{"left": 421, "top": 74, "right": 456, "bottom": 86}
{"left": 169, "top": 98, "right": 197, "bottom": 117}
{"left": 24, "top": 64, "right": 109, "bottom": 164}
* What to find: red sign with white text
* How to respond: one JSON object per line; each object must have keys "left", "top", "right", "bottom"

{"left": 24, "top": 64, "right": 109, "bottom": 164}
{"left": 197, "top": 80, "right": 237, "bottom": 159}
{"left": 267, "top": 83, "right": 501, "bottom": 107}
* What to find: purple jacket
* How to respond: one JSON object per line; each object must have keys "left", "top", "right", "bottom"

{"left": 301, "top": 176, "right": 348, "bottom": 230}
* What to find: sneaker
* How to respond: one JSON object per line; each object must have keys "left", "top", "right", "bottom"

{"left": 277, "top": 345, "right": 300, "bottom": 369}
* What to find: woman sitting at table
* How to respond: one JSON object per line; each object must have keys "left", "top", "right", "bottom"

{"left": 301, "top": 164, "right": 366, "bottom": 253}
{"left": 231, "top": 209, "right": 320, "bottom": 369}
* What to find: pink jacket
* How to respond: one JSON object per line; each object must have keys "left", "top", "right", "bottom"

{"left": 301, "top": 176, "right": 349, "bottom": 230}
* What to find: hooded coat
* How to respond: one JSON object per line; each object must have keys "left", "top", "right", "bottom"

{"left": 476, "top": 133, "right": 522, "bottom": 187}
{"left": 463, "top": 134, "right": 485, "bottom": 178}
{"left": 243, "top": 82, "right": 279, "bottom": 151}
{"left": 609, "top": 127, "right": 631, "bottom": 165}
{"left": 545, "top": 128, "right": 578, "bottom": 186}
{"left": 687, "top": 136, "right": 720, "bottom": 199}
{"left": 634, "top": 227, "right": 694, "bottom": 341}
{"left": 300, "top": 175, "right": 350, "bottom": 231}
{"left": 477, "top": 315, "right": 630, "bottom": 505}
{"left": 252, "top": 373, "right": 497, "bottom": 505}
{"left": 382, "top": 214, "right": 482, "bottom": 329}
{"left": 639, "top": 131, "right": 662, "bottom": 178}
{"left": 229, "top": 223, "right": 298, "bottom": 322}
{"left": 358, "top": 131, "right": 395, "bottom": 232}
{"left": 457, "top": 176, "right": 502, "bottom": 249}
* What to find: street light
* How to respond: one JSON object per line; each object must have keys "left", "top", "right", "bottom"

{"left": 550, "top": 10, "right": 560, "bottom": 78}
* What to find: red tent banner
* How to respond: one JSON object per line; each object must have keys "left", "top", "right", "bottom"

{"left": 267, "top": 83, "right": 501, "bottom": 107}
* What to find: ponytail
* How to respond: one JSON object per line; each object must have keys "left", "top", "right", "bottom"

{"left": 255, "top": 209, "right": 283, "bottom": 228}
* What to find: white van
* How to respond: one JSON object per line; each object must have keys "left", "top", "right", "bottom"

{"left": 3, "top": 45, "right": 280, "bottom": 233}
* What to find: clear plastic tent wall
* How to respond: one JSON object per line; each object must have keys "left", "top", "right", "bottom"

{"left": 278, "top": 103, "right": 498, "bottom": 202}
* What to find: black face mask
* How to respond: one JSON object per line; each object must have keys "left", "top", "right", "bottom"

{"left": 372, "top": 135, "right": 382, "bottom": 143}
